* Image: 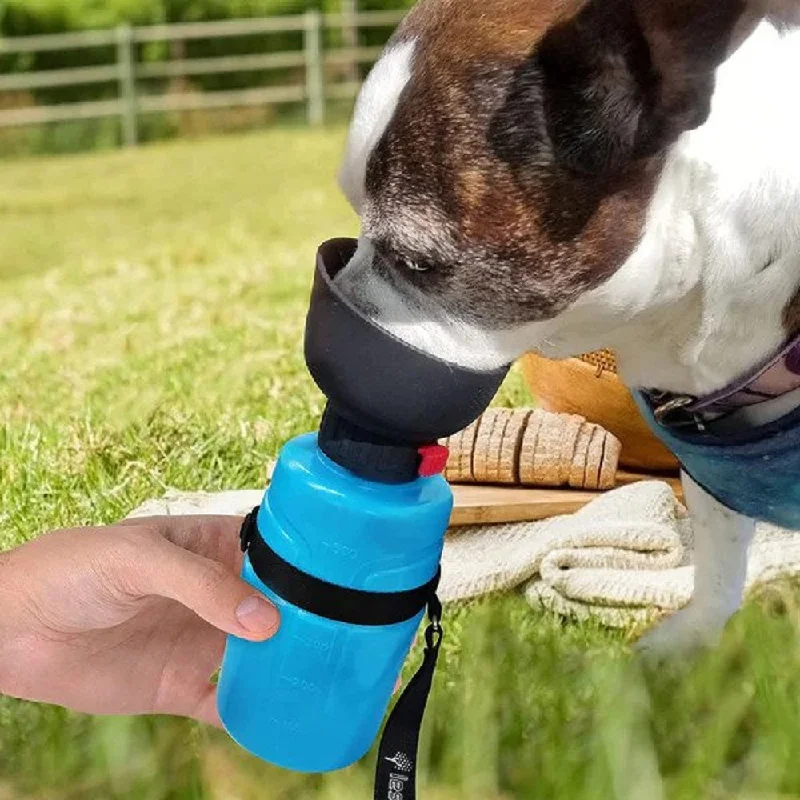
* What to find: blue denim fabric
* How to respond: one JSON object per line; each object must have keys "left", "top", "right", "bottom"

{"left": 634, "top": 393, "right": 800, "bottom": 530}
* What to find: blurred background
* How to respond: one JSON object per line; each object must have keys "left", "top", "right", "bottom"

{"left": 4, "top": 2, "right": 800, "bottom": 799}
{"left": 0, "top": 0, "right": 415, "bottom": 157}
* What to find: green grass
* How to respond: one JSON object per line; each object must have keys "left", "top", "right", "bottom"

{"left": 2, "top": 128, "right": 800, "bottom": 800}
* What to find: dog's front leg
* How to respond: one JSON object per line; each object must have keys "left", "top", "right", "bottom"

{"left": 636, "top": 473, "right": 755, "bottom": 658}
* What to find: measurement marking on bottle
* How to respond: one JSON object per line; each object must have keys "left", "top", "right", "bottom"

{"left": 280, "top": 674, "right": 321, "bottom": 693}
{"left": 320, "top": 540, "right": 358, "bottom": 559}
{"left": 292, "top": 634, "right": 332, "bottom": 653}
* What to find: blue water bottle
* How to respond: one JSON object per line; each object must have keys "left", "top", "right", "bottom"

{"left": 217, "top": 239, "right": 509, "bottom": 792}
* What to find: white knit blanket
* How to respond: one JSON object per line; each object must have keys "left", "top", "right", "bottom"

{"left": 128, "top": 481, "right": 800, "bottom": 629}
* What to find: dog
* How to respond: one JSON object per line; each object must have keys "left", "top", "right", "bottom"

{"left": 333, "top": 0, "right": 800, "bottom": 655}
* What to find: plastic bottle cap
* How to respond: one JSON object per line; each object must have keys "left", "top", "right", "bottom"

{"left": 417, "top": 444, "right": 449, "bottom": 477}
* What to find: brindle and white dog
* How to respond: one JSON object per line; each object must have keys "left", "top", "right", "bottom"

{"left": 334, "top": 0, "right": 800, "bottom": 654}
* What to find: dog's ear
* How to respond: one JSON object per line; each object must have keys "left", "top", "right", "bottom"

{"left": 537, "top": 0, "right": 759, "bottom": 174}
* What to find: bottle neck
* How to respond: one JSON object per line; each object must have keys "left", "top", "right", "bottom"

{"left": 317, "top": 405, "right": 422, "bottom": 484}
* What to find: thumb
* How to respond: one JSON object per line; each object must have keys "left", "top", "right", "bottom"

{"left": 130, "top": 536, "right": 280, "bottom": 641}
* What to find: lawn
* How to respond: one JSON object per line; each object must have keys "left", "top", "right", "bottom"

{"left": 2, "top": 128, "right": 800, "bottom": 800}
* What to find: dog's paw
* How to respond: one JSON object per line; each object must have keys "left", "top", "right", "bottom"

{"left": 634, "top": 604, "right": 727, "bottom": 661}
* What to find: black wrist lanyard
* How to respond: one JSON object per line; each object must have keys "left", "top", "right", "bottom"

{"left": 239, "top": 509, "right": 443, "bottom": 799}
{"left": 373, "top": 593, "right": 442, "bottom": 800}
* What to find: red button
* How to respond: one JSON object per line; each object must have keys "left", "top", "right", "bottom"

{"left": 418, "top": 444, "right": 449, "bottom": 477}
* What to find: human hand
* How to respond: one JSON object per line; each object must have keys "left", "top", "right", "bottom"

{"left": 0, "top": 516, "right": 278, "bottom": 727}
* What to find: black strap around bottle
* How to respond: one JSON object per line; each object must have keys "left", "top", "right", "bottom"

{"left": 240, "top": 508, "right": 440, "bottom": 627}
{"left": 238, "top": 509, "right": 443, "bottom": 799}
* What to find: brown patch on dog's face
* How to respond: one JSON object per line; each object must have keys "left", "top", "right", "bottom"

{"left": 355, "top": 0, "right": 755, "bottom": 328}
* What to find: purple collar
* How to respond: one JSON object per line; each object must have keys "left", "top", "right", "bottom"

{"left": 649, "top": 332, "right": 800, "bottom": 427}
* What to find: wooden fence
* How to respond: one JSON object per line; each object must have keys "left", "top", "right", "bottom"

{"left": 0, "top": 10, "right": 406, "bottom": 146}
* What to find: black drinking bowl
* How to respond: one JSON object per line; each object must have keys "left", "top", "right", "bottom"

{"left": 305, "top": 238, "right": 510, "bottom": 444}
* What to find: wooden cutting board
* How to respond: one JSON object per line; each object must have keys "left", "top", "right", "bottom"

{"left": 449, "top": 471, "right": 683, "bottom": 527}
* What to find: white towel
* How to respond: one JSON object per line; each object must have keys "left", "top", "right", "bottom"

{"left": 127, "top": 481, "right": 800, "bottom": 629}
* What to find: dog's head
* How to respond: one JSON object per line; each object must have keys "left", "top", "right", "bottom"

{"left": 336, "top": 0, "right": 781, "bottom": 368}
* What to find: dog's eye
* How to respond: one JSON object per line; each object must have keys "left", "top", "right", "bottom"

{"left": 401, "top": 257, "right": 431, "bottom": 274}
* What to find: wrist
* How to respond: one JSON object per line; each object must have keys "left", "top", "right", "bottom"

{"left": 0, "top": 548, "right": 28, "bottom": 696}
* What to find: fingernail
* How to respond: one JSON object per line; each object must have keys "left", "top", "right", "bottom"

{"left": 236, "top": 595, "right": 279, "bottom": 635}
